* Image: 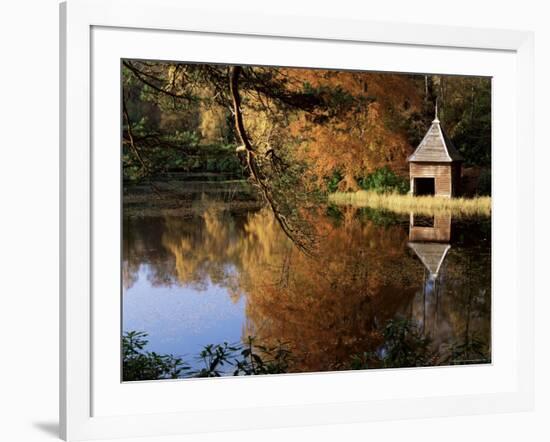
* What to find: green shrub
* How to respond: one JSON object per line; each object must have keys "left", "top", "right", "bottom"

{"left": 357, "top": 166, "right": 409, "bottom": 194}
{"left": 122, "top": 331, "right": 189, "bottom": 381}
{"left": 325, "top": 170, "right": 343, "bottom": 193}
{"left": 349, "top": 318, "right": 435, "bottom": 370}
{"left": 122, "top": 331, "right": 292, "bottom": 381}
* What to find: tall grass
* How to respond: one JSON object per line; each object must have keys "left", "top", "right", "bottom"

{"left": 328, "top": 191, "right": 491, "bottom": 217}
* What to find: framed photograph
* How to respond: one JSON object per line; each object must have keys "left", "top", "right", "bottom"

{"left": 60, "top": 0, "right": 534, "bottom": 440}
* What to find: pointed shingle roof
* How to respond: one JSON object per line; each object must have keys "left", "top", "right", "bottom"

{"left": 408, "top": 114, "right": 464, "bottom": 163}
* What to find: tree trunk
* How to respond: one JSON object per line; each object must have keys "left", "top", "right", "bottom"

{"left": 337, "top": 174, "right": 360, "bottom": 192}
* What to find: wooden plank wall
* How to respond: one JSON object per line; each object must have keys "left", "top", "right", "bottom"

{"left": 410, "top": 162, "right": 452, "bottom": 197}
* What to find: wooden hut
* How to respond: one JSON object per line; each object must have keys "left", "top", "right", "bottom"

{"left": 408, "top": 106, "right": 463, "bottom": 197}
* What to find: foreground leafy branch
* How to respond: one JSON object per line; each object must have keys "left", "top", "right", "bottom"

{"left": 123, "top": 318, "right": 490, "bottom": 382}
{"left": 122, "top": 331, "right": 189, "bottom": 381}
{"left": 122, "top": 332, "right": 293, "bottom": 381}
{"left": 229, "top": 66, "right": 317, "bottom": 255}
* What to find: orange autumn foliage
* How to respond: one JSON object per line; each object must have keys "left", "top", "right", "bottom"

{"left": 282, "top": 70, "right": 423, "bottom": 190}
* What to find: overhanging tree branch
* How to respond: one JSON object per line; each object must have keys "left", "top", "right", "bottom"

{"left": 123, "top": 96, "right": 150, "bottom": 174}
{"left": 229, "top": 66, "right": 314, "bottom": 255}
{"left": 123, "top": 61, "right": 194, "bottom": 101}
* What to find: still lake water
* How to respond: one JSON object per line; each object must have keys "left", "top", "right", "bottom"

{"left": 123, "top": 186, "right": 491, "bottom": 375}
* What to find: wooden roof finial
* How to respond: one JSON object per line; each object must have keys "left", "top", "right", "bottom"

{"left": 434, "top": 99, "right": 439, "bottom": 123}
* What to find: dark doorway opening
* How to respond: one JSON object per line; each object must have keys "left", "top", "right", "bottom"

{"left": 414, "top": 178, "right": 435, "bottom": 196}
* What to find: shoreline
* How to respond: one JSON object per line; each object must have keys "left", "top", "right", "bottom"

{"left": 328, "top": 190, "right": 491, "bottom": 217}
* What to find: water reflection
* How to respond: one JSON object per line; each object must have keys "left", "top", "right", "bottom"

{"left": 409, "top": 212, "right": 452, "bottom": 243}
{"left": 123, "top": 201, "right": 491, "bottom": 375}
{"left": 407, "top": 212, "right": 491, "bottom": 361}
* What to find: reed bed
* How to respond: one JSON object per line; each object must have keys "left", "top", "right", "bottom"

{"left": 328, "top": 191, "right": 491, "bottom": 217}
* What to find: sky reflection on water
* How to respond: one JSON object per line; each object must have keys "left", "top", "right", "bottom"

{"left": 123, "top": 205, "right": 491, "bottom": 374}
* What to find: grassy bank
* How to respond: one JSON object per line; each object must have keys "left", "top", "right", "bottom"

{"left": 328, "top": 191, "right": 491, "bottom": 217}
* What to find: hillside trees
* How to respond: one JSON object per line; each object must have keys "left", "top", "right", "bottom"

{"left": 122, "top": 61, "right": 491, "bottom": 197}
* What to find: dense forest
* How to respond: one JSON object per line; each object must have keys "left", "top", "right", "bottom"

{"left": 123, "top": 61, "right": 491, "bottom": 195}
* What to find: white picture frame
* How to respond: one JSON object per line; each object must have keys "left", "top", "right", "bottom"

{"left": 60, "top": 0, "right": 534, "bottom": 440}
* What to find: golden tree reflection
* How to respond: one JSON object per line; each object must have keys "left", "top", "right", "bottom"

{"left": 126, "top": 206, "right": 422, "bottom": 370}
{"left": 123, "top": 205, "right": 491, "bottom": 371}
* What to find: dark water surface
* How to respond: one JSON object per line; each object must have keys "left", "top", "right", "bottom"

{"left": 123, "top": 187, "right": 491, "bottom": 376}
